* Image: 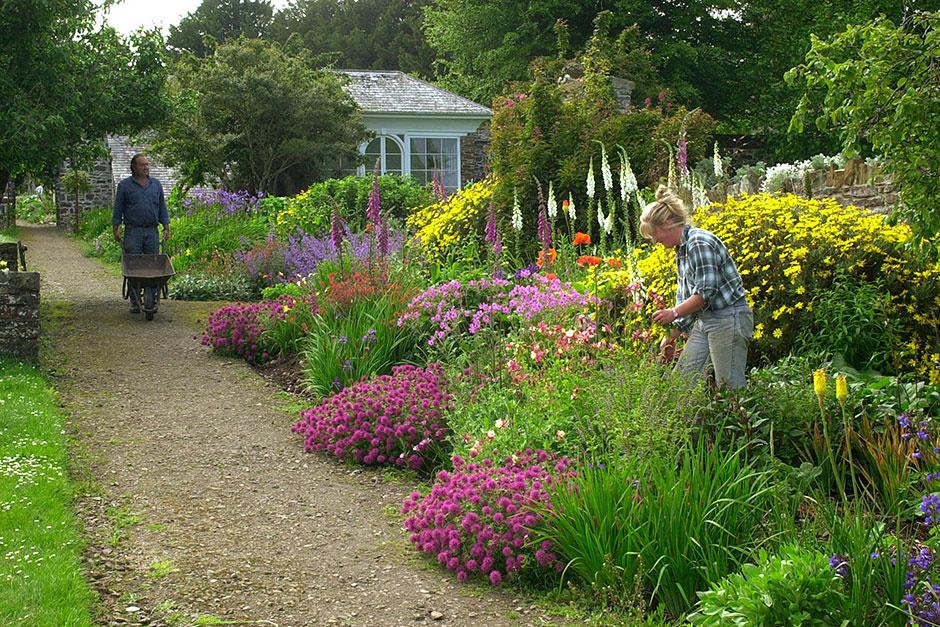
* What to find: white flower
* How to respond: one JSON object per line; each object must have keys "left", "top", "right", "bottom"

{"left": 567, "top": 194, "right": 576, "bottom": 221}
{"left": 713, "top": 142, "right": 724, "bottom": 180}
{"left": 511, "top": 188, "right": 523, "bottom": 231}
{"left": 597, "top": 199, "right": 606, "bottom": 230}
{"left": 555, "top": 430, "right": 566, "bottom": 441}
{"left": 691, "top": 174, "right": 709, "bottom": 211}
{"left": 586, "top": 157, "right": 596, "bottom": 199}
{"left": 547, "top": 181, "right": 557, "bottom": 221}
{"left": 599, "top": 143, "right": 613, "bottom": 192}
{"left": 619, "top": 149, "right": 637, "bottom": 198}
{"left": 486, "top": 429, "right": 496, "bottom": 440}
{"left": 495, "top": 419, "right": 506, "bottom": 429}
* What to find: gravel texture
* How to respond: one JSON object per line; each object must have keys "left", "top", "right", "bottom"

{"left": 19, "top": 224, "right": 561, "bottom": 626}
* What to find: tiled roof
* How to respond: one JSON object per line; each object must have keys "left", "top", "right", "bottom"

{"left": 339, "top": 70, "right": 491, "bottom": 117}
{"left": 107, "top": 135, "right": 179, "bottom": 191}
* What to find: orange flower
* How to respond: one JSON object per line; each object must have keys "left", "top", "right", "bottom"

{"left": 577, "top": 255, "right": 602, "bottom": 267}
{"left": 544, "top": 272, "right": 557, "bottom": 280}
{"left": 606, "top": 257, "right": 622, "bottom": 268}
{"left": 573, "top": 232, "right": 591, "bottom": 246}
{"left": 537, "top": 247, "right": 557, "bottom": 269}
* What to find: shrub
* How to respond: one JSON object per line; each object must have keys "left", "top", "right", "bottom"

{"left": 797, "top": 273, "right": 899, "bottom": 372}
{"left": 15, "top": 192, "right": 55, "bottom": 224}
{"left": 690, "top": 544, "right": 847, "bottom": 626}
{"left": 169, "top": 272, "right": 256, "bottom": 302}
{"left": 445, "top": 347, "right": 699, "bottom": 465}
{"left": 274, "top": 174, "right": 433, "bottom": 237}
{"left": 168, "top": 189, "right": 271, "bottom": 274}
{"left": 406, "top": 177, "right": 494, "bottom": 264}
{"left": 402, "top": 450, "right": 574, "bottom": 585}
{"left": 291, "top": 364, "right": 451, "bottom": 469}
{"left": 637, "top": 193, "right": 940, "bottom": 380}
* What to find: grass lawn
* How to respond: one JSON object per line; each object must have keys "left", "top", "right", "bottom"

{"left": 0, "top": 358, "right": 94, "bottom": 625}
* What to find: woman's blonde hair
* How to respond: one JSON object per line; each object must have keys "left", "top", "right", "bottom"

{"left": 639, "top": 185, "right": 691, "bottom": 241}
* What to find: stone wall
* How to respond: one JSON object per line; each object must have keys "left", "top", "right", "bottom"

{"left": 55, "top": 157, "right": 114, "bottom": 232}
{"left": 722, "top": 160, "right": 898, "bottom": 214}
{"left": 0, "top": 242, "right": 23, "bottom": 271}
{"left": 461, "top": 121, "right": 490, "bottom": 185}
{"left": 0, "top": 271, "right": 40, "bottom": 362}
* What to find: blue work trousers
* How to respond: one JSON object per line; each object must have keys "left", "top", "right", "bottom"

{"left": 124, "top": 226, "right": 160, "bottom": 308}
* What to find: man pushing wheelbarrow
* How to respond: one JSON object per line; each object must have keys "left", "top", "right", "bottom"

{"left": 112, "top": 154, "right": 172, "bottom": 318}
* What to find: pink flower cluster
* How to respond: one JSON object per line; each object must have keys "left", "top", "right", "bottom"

{"left": 402, "top": 450, "right": 573, "bottom": 586}
{"left": 291, "top": 364, "right": 451, "bottom": 469}
{"left": 201, "top": 295, "right": 308, "bottom": 363}
{"left": 397, "top": 275, "right": 594, "bottom": 346}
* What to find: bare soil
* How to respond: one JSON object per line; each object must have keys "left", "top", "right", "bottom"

{"left": 19, "top": 224, "right": 562, "bottom": 626}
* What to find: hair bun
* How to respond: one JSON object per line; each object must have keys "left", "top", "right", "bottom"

{"left": 655, "top": 185, "right": 673, "bottom": 201}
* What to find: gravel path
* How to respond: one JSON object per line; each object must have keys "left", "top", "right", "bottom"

{"left": 19, "top": 224, "right": 558, "bottom": 626}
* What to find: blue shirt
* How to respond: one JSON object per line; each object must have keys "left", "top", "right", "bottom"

{"left": 674, "top": 225, "right": 747, "bottom": 332}
{"left": 112, "top": 176, "right": 169, "bottom": 227}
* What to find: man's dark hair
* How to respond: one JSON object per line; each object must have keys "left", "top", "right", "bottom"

{"left": 130, "top": 153, "right": 147, "bottom": 174}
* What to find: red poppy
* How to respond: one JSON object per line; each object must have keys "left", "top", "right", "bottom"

{"left": 573, "top": 232, "right": 591, "bottom": 246}
{"left": 577, "top": 255, "right": 602, "bottom": 267}
{"left": 544, "top": 272, "right": 557, "bottom": 280}
{"left": 537, "top": 247, "right": 557, "bottom": 269}
{"left": 606, "top": 258, "right": 622, "bottom": 268}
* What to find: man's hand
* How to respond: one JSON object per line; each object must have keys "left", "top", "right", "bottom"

{"left": 112, "top": 224, "right": 122, "bottom": 245}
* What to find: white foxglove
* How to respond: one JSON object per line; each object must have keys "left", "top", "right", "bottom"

{"left": 600, "top": 143, "right": 613, "bottom": 192}
{"left": 511, "top": 188, "right": 523, "bottom": 231}
{"left": 713, "top": 142, "right": 724, "bottom": 180}
{"left": 567, "top": 194, "right": 576, "bottom": 221}
{"left": 547, "top": 181, "right": 557, "bottom": 221}
{"left": 586, "top": 157, "right": 595, "bottom": 199}
{"left": 619, "top": 148, "right": 637, "bottom": 199}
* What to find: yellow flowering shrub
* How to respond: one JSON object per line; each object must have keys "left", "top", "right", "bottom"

{"left": 406, "top": 177, "right": 495, "bottom": 263}
{"left": 635, "top": 193, "right": 940, "bottom": 381}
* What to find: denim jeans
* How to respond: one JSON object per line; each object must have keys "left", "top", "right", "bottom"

{"left": 677, "top": 301, "right": 754, "bottom": 389}
{"left": 123, "top": 226, "right": 159, "bottom": 308}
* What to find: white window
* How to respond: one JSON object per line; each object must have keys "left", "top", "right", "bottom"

{"left": 364, "top": 136, "right": 403, "bottom": 175}
{"left": 410, "top": 137, "right": 459, "bottom": 192}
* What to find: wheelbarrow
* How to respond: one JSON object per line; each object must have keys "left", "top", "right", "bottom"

{"left": 122, "top": 247, "right": 175, "bottom": 321}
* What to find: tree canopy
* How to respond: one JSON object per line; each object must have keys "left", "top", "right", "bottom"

{"left": 0, "top": 0, "right": 169, "bottom": 189}
{"left": 788, "top": 11, "right": 940, "bottom": 247}
{"left": 152, "top": 38, "right": 369, "bottom": 195}
{"left": 269, "top": 0, "right": 435, "bottom": 77}
{"left": 168, "top": 0, "right": 274, "bottom": 57}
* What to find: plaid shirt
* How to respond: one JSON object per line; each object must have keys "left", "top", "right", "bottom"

{"left": 674, "top": 225, "right": 746, "bottom": 332}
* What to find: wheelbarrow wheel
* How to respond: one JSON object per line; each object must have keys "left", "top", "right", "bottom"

{"left": 144, "top": 289, "right": 155, "bottom": 321}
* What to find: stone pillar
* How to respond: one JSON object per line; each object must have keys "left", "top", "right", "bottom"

{"left": 460, "top": 121, "right": 491, "bottom": 186}
{"left": 0, "top": 271, "right": 41, "bottom": 362}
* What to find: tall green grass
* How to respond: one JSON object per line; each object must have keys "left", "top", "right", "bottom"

{"left": 0, "top": 359, "right": 95, "bottom": 625}
{"left": 536, "top": 437, "right": 792, "bottom": 617}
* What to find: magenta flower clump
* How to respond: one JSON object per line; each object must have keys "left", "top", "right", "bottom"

{"left": 201, "top": 294, "right": 312, "bottom": 364}
{"left": 402, "top": 450, "right": 573, "bottom": 586}
{"left": 291, "top": 364, "right": 452, "bottom": 470}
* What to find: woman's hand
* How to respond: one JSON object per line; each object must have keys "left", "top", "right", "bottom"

{"left": 658, "top": 333, "right": 677, "bottom": 364}
{"left": 652, "top": 307, "right": 679, "bottom": 325}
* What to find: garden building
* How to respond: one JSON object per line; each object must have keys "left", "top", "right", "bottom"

{"left": 337, "top": 70, "right": 492, "bottom": 193}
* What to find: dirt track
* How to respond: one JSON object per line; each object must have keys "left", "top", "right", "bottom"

{"left": 19, "top": 224, "right": 557, "bottom": 626}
